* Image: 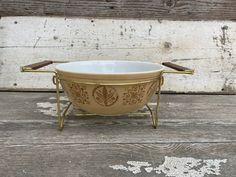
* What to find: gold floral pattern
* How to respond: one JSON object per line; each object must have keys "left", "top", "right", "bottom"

{"left": 147, "top": 81, "right": 158, "bottom": 99}
{"left": 93, "top": 85, "right": 119, "bottom": 107}
{"left": 65, "top": 82, "right": 90, "bottom": 104}
{"left": 123, "top": 84, "right": 146, "bottom": 105}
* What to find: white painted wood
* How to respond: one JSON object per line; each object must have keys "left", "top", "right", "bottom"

{"left": 110, "top": 157, "right": 227, "bottom": 176}
{"left": 0, "top": 17, "right": 235, "bottom": 92}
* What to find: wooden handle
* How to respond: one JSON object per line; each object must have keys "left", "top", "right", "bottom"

{"left": 23, "top": 60, "right": 53, "bottom": 70}
{"left": 162, "top": 62, "right": 192, "bottom": 71}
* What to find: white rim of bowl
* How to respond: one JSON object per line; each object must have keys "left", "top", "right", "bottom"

{"left": 55, "top": 60, "right": 165, "bottom": 76}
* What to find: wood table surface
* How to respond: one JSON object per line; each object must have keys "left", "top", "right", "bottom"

{"left": 0, "top": 92, "right": 235, "bottom": 177}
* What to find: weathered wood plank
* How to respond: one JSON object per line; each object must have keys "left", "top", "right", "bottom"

{"left": 1, "top": 119, "right": 235, "bottom": 144}
{"left": 0, "top": 143, "right": 235, "bottom": 177}
{"left": 0, "top": 92, "right": 235, "bottom": 145}
{"left": 1, "top": 92, "right": 236, "bottom": 121}
{"left": 0, "top": 92, "right": 235, "bottom": 176}
{"left": 0, "top": 17, "right": 236, "bottom": 92}
{"left": 0, "top": 0, "right": 236, "bottom": 21}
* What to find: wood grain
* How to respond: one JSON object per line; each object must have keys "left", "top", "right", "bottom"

{"left": 0, "top": 92, "right": 235, "bottom": 145}
{"left": 0, "top": 0, "right": 236, "bottom": 20}
{"left": 1, "top": 143, "right": 235, "bottom": 177}
{"left": 0, "top": 92, "right": 235, "bottom": 176}
{"left": 0, "top": 17, "right": 236, "bottom": 92}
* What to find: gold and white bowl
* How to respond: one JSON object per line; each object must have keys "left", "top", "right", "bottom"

{"left": 55, "top": 60, "right": 164, "bottom": 115}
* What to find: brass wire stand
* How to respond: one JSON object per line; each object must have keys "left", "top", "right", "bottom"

{"left": 53, "top": 73, "right": 163, "bottom": 130}
{"left": 21, "top": 60, "right": 194, "bottom": 131}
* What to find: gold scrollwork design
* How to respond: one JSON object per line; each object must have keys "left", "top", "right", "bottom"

{"left": 123, "top": 84, "right": 146, "bottom": 105}
{"left": 147, "top": 81, "right": 158, "bottom": 99}
{"left": 66, "top": 82, "right": 90, "bottom": 104}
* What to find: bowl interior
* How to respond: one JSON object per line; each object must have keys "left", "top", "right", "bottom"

{"left": 56, "top": 60, "right": 164, "bottom": 75}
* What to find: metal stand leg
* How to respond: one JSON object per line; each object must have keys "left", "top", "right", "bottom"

{"left": 60, "top": 102, "right": 72, "bottom": 130}
{"left": 145, "top": 104, "right": 155, "bottom": 128}
{"left": 146, "top": 74, "right": 163, "bottom": 129}
{"left": 53, "top": 74, "right": 72, "bottom": 131}
{"left": 153, "top": 88, "right": 161, "bottom": 128}
{"left": 54, "top": 74, "right": 63, "bottom": 130}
